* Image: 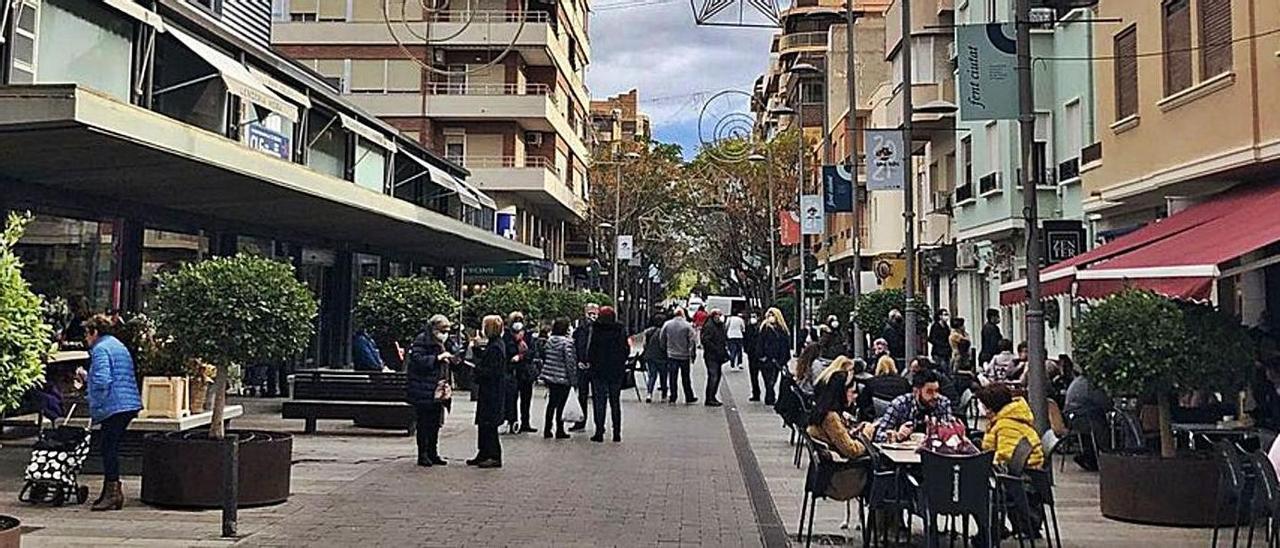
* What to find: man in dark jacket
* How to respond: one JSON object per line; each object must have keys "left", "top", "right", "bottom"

{"left": 979, "top": 308, "right": 1003, "bottom": 367}
{"left": 927, "top": 309, "right": 952, "bottom": 371}
{"left": 587, "top": 306, "right": 629, "bottom": 442}
{"left": 501, "top": 311, "right": 534, "bottom": 434}
{"left": 405, "top": 315, "right": 454, "bottom": 466}
{"left": 570, "top": 303, "right": 599, "bottom": 431}
{"left": 882, "top": 309, "right": 906, "bottom": 363}
{"left": 353, "top": 330, "right": 384, "bottom": 371}
{"left": 700, "top": 310, "right": 730, "bottom": 407}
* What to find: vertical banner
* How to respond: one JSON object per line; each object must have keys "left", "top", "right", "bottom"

{"left": 800, "top": 194, "right": 824, "bottom": 235}
{"left": 779, "top": 210, "right": 801, "bottom": 246}
{"left": 822, "top": 165, "right": 854, "bottom": 212}
{"left": 616, "top": 235, "right": 634, "bottom": 261}
{"left": 957, "top": 23, "right": 1019, "bottom": 120}
{"left": 864, "top": 129, "right": 906, "bottom": 191}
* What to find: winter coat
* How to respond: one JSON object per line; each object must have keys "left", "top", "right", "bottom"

{"left": 405, "top": 332, "right": 446, "bottom": 407}
{"left": 743, "top": 321, "right": 760, "bottom": 358}
{"left": 353, "top": 331, "right": 384, "bottom": 371}
{"left": 473, "top": 337, "right": 508, "bottom": 426}
{"left": 985, "top": 351, "right": 1018, "bottom": 383}
{"left": 86, "top": 334, "right": 143, "bottom": 423}
{"left": 979, "top": 322, "right": 1003, "bottom": 365}
{"left": 573, "top": 322, "right": 593, "bottom": 366}
{"left": 882, "top": 321, "right": 906, "bottom": 361}
{"left": 701, "top": 319, "right": 730, "bottom": 366}
{"left": 659, "top": 317, "right": 698, "bottom": 361}
{"left": 759, "top": 324, "right": 791, "bottom": 366}
{"left": 641, "top": 326, "right": 665, "bottom": 362}
{"left": 539, "top": 335, "right": 577, "bottom": 387}
{"left": 981, "top": 397, "right": 1045, "bottom": 469}
{"left": 928, "top": 322, "right": 950, "bottom": 360}
{"left": 587, "top": 321, "right": 630, "bottom": 383}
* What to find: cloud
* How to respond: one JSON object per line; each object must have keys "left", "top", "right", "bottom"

{"left": 587, "top": 3, "right": 774, "bottom": 154}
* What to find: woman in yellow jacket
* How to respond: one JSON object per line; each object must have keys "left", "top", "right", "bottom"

{"left": 976, "top": 383, "right": 1045, "bottom": 469}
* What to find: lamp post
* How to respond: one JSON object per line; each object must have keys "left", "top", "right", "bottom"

{"left": 787, "top": 62, "right": 832, "bottom": 306}
{"left": 898, "top": 0, "right": 919, "bottom": 362}
{"left": 843, "top": 0, "right": 865, "bottom": 359}
{"left": 748, "top": 151, "right": 777, "bottom": 303}
{"left": 768, "top": 100, "right": 804, "bottom": 339}
{"left": 604, "top": 151, "right": 641, "bottom": 313}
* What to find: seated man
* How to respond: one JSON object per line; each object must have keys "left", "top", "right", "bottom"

{"left": 1064, "top": 371, "right": 1113, "bottom": 471}
{"left": 875, "top": 370, "right": 955, "bottom": 442}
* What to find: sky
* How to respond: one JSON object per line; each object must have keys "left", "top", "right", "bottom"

{"left": 586, "top": 0, "right": 776, "bottom": 160}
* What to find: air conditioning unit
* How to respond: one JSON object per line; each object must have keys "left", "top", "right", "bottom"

{"left": 956, "top": 241, "right": 979, "bottom": 271}
{"left": 1029, "top": 7, "right": 1056, "bottom": 27}
{"left": 525, "top": 132, "right": 543, "bottom": 146}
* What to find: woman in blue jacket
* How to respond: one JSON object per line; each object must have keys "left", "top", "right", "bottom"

{"left": 84, "top": 314, "right": 143, "bottom": 511}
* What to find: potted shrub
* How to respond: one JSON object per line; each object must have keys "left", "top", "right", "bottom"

{"left": 1076, "top": 288, "right": 1254, "bottom": 526}
{"left": 0, "top": 213, "right": 55, "bottom": 546}
{"left": 114, "top": 314, "right": 193, "bottom": 419}
{"left": 852, "top": 288, "right": 930, "bottom": 352}
{"left": 353, "top": 276, "right": 458, "bottom": 369}
{"left": 141, "top": 254, "right": 316, "bottom": 508}
{"left": 462, "top": 281, "right": 546, "bottom": 327}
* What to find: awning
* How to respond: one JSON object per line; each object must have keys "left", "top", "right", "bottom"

{"left": 397, "top": 146, "right": 480, "bottom": 209}
{"left": 102, "top": 0, "right": 166, "bottom": 30}
{"left": 165, "top": 26, "right": 299, "bottom": 122}
{"left": 248, "top": 67, "right": 311, "bottom": 109}
{"left": 339, "top": 113, "right": 395, "bottom": 151}
{"left": 1000, "top": 183, "right": 1280, "bottom": 305}
{"left": 457, "top": 177, "right": 498, "bottom": 210}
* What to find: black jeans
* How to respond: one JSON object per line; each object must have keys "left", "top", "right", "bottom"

{"left": 476, "top": 425, "right": 502, "bottom": 461}
{"left": 100, "top": 411, "right": 136, "bottom": 482}
{"left": 747, "top": 354, "right": 763, "bottom": 399}
{"left": 544, "top": 383, "right": 571, "bottom": 434}
{"left": 414, "top": 404, "right": 442, "bottom": 460}
{"left": 761, "top": 361, "right": 780, "bottom": 404}
{"left": 705, "top": 359, "right": 723, "bottom": 403}
{"left": 517, "top": 378, "right": 535, "bottom": 428}
{"left": 666, "top": 358, "right": 696, "bottom": 402}
{"left": 575, "top": 368, "right": 594, "bottom": 425}
{"left": 591, "top": 377, "right": 623, "bottom": 435}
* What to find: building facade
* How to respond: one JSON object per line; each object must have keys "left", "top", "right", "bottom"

{"left": 590, "top": 88, "right": 652, "bottom": 153}
{"left": 271, "top": 0, "right": 595, "bottom": 286}
{"left": 0, "top": 0, "right": 538, "bottom": 366}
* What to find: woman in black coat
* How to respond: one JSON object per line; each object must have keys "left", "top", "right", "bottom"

{"left": 405, "top": 314, "right": 456, "bottom": 467}
{"left": 586, "top": 306, "right": 629, "bottom": 443}
{"left": 468, "top": 315, "right": 507, "bottom": 468}
{"left": 758, "top": 307, "right": 793, "bottom": 406}
{"left": 700, "top": 310, "right": 730, "bottom": 406}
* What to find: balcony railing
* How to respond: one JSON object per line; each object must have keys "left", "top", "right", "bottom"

{"left": 461, "top": 156, "right": 560, "bottom": 176}
{"left": 955, "top": 181, "right": 974, "bottom": 203}
{"left": 778, "top": 31, "right": 828, "bottom": 51}
{"left": 979, "top": 172, "right": 1000, "bottom": 195}
{"left": 425, "top": 82, "right": 553, "bottom": 98}
{"left": 1058, "top": 157, "right": 1080, "bottom": 182}
{"left": 427, "top": 10, "right": 551, "bottom": 23}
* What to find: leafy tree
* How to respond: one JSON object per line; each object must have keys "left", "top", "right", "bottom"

{"left": 817, "top": 294, "right": 858, "bottom": 324}
{"left": 461, "top": 282, "right": 544, "bottom": 328}
{"left": 1178, "top": 303, "right": 1255, "bottom": 396}
{"left": 151, "top": 254, "right": 317, "bottom": 439}
{"left": 354, "top": 276, "right": 458, "bottom": 346}
{"left": 0, "top": 213, "right": 53, "bottom": 413}
{"left": 853, "top": 289, "right": 930, "bottom": 338}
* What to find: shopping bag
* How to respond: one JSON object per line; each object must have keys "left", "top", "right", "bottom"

{"left": 563, "top": 389, "right": 585, "bottom": 423}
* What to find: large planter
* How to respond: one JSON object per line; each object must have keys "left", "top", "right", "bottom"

{"left": 140, "top": 430, "right": 291, "bottom": 508}
{"left": 1098, "top": 451, "right": 1232, "bottom": 526}
{"left": 0, "top": 515, "right": 20, "bottom": 548}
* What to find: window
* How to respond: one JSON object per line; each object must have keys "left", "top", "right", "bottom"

{"left": 290, "top": 0, "right": 318, "bottom": 21}
{"left": 958, "top": 136, "right": 973, "bottom": 200}
{"left": 1199, "top": 0, "right": 1233, "bottom": 78}
{"left": 1032, "top": 112, "right": 1051, "bottom": 186}
{"left": 444, "top": 64, "right": 467, "bottom": 94}
{"left": 351, "top": 0, "right": 382, "bottom": 21}
{"left": 800, "top": 80, "right": 824, "bottom": 103}
{"left": 189, "top": 0, "right": 222, "bottom": 14}
{"left": 1162, "top": 0, "right": 1192, "bottom": 96}
{"left": 306, "top": 110, "right": 346, "bottom": 178}
{"left": 349, "top": 59, "right": 383, "bottom": 92}
{"left": 1064, "top": 99, "right": 1082, "bottom": 157}
{"left": 35, "top": 0, "right": 133, "bottom": 102}
{"left": 444, "top": 131, "right": 465, "bottom": 163}
{"left": 891, "top": 50, "right": 903, "bottom": 89}
{"left": 8, "top": 0, "right": 38, "bottom": 84}
{"left": 318, "top": 0, "right": 345, "bottom": 21}
{"left": 912, "top": 37, "right": 935, "bottom": 84}
{"left": 314, "top": 59, "right": 345, "bottom": 91}
{"left": 386, "top": 60, "right": 420, "bottom": 92}
{"left": 985, "top": 122, "right": 999, "bottom": 178}
{"left": 1114, "top": 25, "right": 1139, "bottom": 120}
{"left": 353, "top": 138, "right": 387, "bottom": 193}
{"left": 987, "top": 0, "right": 1000, "bottom": 22}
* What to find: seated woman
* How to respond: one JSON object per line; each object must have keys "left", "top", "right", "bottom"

{"left": 976, "top": 383, "right": 1044, "bottom": 468}
{"left": 806, "top": 370, "right": 874, "bottom": 460}
{"left": 856, "top": 358, "right": 911, "bottom": 421}
{"left": 814, "top": 355, "right": 857, "bottom": 387}
{"left": 791, "top": 343, "right": 824, "bottom": 397}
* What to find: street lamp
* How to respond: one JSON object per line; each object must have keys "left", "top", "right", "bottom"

{"left": 609, "top": 151, "right": 641, "bottom": 317}
{"left": 748, "top": 151, "right": 778, "bottom": 303}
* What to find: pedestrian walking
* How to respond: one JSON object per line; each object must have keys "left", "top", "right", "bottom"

{"left": 405, "top": 314, "right": 456, "bottom": 467}
{"left": 84, "top": 314, "right": 142, "bottom": 511}
{"left": 979, "top": 308, "right": 1003, "bottom": 367}
{"left": 468, "top": 315, "right": 507, "bottom": 468}
{"left": 587, "top": 306, "right": 628, "bottom": 442}
{"left": 725, "top": 310, "right": 747, "bottom": 370}
{"left": 659, "top": 307, "right": 699, "bottom": 404}
{"left": 570, "top": 303, "right": 598, "bottom": 431}
{"left": 700, "top": 309, "right": 730, "bottom": 407}
{"left": 502, "top": 312, "right": 536, "bottom": 434}
{"left": 641, "top": 313, "right": 668, "bottom": 402}
{"left": 757, "top": 307, "right": 791, "bottom": 405}
{"left": 927, "top": 309, "right": 951, "bottom": 371}
{"left": 538, "top": 318, "right": 577, "bottom": 440}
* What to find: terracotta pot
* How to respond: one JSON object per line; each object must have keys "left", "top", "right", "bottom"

{"left": 1098, "top": 451, "right": 1232, "bottom": 526}
{"left": 141, "top": 430, "right": 292, "bottom": 508}
{"left": 0, "top": 515, "right": 21, "bottom": 548}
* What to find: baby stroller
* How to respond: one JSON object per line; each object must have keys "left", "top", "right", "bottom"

{"left": 18, "top": 406, "right": 92, "bottom": 506}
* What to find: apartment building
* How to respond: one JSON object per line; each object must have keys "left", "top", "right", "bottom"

{"left": 271, "top": 0, "right": 595, "bottom": 285}
{"left": 590, "top": 89, "right": 652, "bottom": 153}
{"left": 0, "top": 0, "right": 538, "bottom": 365}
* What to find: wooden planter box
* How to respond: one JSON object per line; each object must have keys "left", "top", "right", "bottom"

{"left": 139, "top": 377, "right": 190, "bottom": 419}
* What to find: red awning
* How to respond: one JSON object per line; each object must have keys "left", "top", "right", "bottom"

{"left": 999, "top": 182, "right": 1280, "bottom": 305}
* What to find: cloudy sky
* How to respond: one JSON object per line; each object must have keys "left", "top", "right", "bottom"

{"left": 586, "top": 1, "right": 776, "bottom": 159}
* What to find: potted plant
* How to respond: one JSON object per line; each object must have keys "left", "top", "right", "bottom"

{"left": 114, "top": 314, "right": 192, "bottom": 419}
{"left": 353, "top": 276, "right": 458, "bottom": 369}
{"left": 0, "top": 213, "right": 55, "bottom": 546}
{"left": 1076, "top": 288, "right": 1254, "bottom": 526}
{"left": 141, "top": 254, "right": 317, "bottom": 508}
{"left": 852, "top": 288, "right": 930, "bottom": 351}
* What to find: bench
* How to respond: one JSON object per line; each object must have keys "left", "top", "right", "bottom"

{"left": 282, "top": 369, "right": 414, "bottom": 435}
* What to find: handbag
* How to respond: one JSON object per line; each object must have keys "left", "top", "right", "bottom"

{"left": 562, "top": 388, "right": 585, "bottom": 423}
{"left": 434, "top": 361, "right": 453, "bottom": 403}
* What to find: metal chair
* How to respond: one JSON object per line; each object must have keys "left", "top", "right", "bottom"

{"left": 995, "top": 439, "right": 1039, "bottom": 548}
{"left": 1213, "top": 440, "right": 1253, "bottom": 548}
{"left": 1247, "top": 451, "right": 1280, "bottom": 548}
{"left": 862, "top": 440, "right": 916, "bottom": 547}
{"left": 797, "top": 434, "right": 872, "bottom": 547}
{"left": 918, "top": 450, "right": 996, "bottom": 548}
{"left": 872, "top": 397, "right": 891, "bottom": 419}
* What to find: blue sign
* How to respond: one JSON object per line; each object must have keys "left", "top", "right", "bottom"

{"left": 496, "top": 212, "right": 517, "bottom": 239}
{"left": 247, "top": 124, "right": 291, "bottom": 160}
{"left": 823, "top": 165, "right": 853, "bottom": 212}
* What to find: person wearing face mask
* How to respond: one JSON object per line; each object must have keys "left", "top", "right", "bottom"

{"left": 928, "top": 309, "right": 952, "bottom": 371}
{"left": 570, "top": 303, "right": 599, "bottom": 431}
{"left": 725, "top": 310, "right": 747, "bottom": 371}
{"left": 700, "top": 309, "right": 730, "bottom": 407}
{"left": 818, "top": 315, "right": 846, "bottom": 360}
{"left": 538, "top": 318, "right": 578, "bottom": 439}
{"left": 406, "top": 315, "right": 458, "bottom": 466}
{"left": 744, "top": 311, "right": 763, "bottom": 398}
{"left": 502, "top": 311, "right": 535, "bottom": 435}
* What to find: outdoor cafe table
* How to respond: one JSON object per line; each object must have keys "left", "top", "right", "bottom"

{"left": 875, "top": 442, "right": 923, "bottom": 465}
{"left": 1171, "top": 420, "right": 1257, "bottom": 450}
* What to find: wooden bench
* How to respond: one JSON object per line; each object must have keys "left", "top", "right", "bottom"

{"left": 282, "top": 369, "right": 414, "bottom": 435}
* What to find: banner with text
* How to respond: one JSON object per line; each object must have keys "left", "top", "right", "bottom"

{"left": 779, "top": 210, "right": 800, "bottom": 246}
{"left": 864, "top": 130, "right": 906, "bottom": 191}
{"left": 957, "top": 23, "right": 1018, "bottom": 120}
{"left": 822, "top": 165, "right": 854, "bottom": 212}
{"left": 800, "top": 195, "right": 824, "bottom": 235}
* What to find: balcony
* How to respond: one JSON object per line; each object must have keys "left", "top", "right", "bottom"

{"left": 462, "top": 156, "right": 587, "bottom": 220}
{"left": 778, "top": 31, "right": 828, "bottom": 54}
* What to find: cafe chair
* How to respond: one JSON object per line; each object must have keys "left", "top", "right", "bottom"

{"left": 861, "top": 440, "right": 916, "bottom": 547}
{"left": 798, "top": 435, "right": 872, "bottom": 548}
{"left": 1247, "top": 451, "right": 1280, "bottom": 548}
{"left": 917, "top": 450, "right": 996, "bottom": 548}
{"left": 1212, "top": 440, "right": 1254, "bottom": 548}
{"left": 871, "top": 397, "right": 892, "bottom": 419}
{"left": 994, "top": 439, "right": 1041, "bottom": 548}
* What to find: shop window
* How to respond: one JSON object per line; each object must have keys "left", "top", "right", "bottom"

{"left": 35, "top": 0, "right": 133, "bottom": 102}
{"left": 13, "top": 215, "right": 116, "bottom": 337}
{"left": 307, "top": 110, "right": 347, "bottom": 178}
{"left": 140, "top": 228, "right": 209, "bottom": 309}
{"left": 8, "top": 0, "right": 38, "bottom": 84}
{"left": 353, "top": 137, "right": 387, "bottom": 192}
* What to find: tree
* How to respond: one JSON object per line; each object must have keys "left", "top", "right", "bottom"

{"left": 152, "top": 255, "right": 317, "bottom": 439}
{"left": 817, "top": 294, "right": 858, "bottom": 324}
{"left": 853, "top": 289, "right": 930, "bottom": 339}
{"left": 0, "top": 213, "right": 52, "bottom": 413}
{"left": 461, "top": 282, "right": 544, "bottom": 328}
{"left": 354, "top": 276, "right": 458, "bottom": 346}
